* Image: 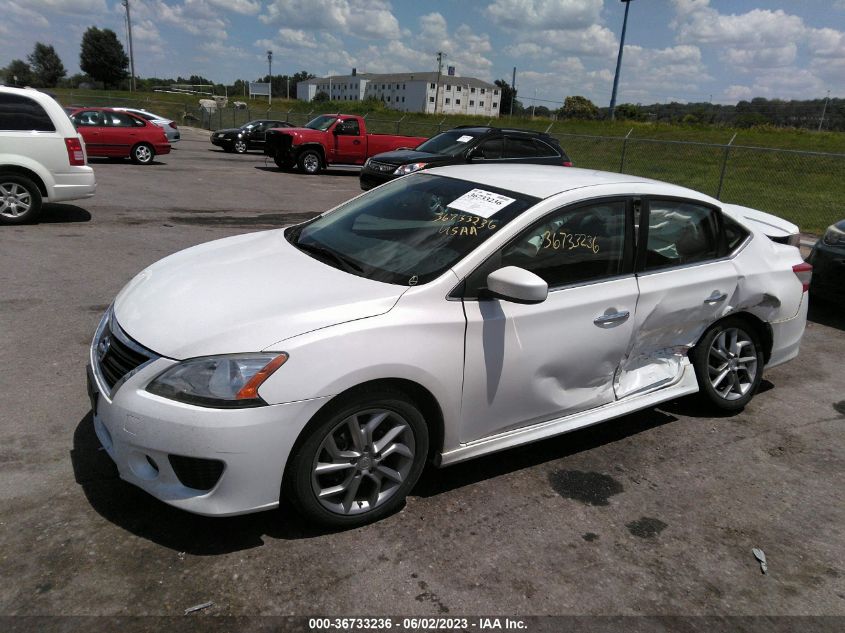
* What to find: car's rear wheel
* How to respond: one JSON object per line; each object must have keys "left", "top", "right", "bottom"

{"left": 0, "top": 174, "right": 42, "bottom": 225}
{"left": 692, "top": 317, "right": 763, "bottom": 411}
{"left": 298, "top": 149, "right": 322, "bottom": 175}
{"left": 131, "top": 143, "right": 155, "bottom": 165}
{"left": 286, "top": 389, "right": 428, "bottom": 527}
{"left": 233, "top": 139, "right": 248, "bottom": 154}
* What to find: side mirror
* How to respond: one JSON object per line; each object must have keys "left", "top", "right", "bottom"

{"left": 485, "top": 266, "right": 548, "bottom": 304}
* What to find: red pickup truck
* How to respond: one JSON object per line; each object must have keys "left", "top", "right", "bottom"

{"left": 264, "top": 114, "right": 428, "bottom": 174}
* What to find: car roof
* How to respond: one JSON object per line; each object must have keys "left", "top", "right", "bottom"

{"left": 450, "top": 125, "right": 556, "bottom": 138}
{"left": 423, "top": 164, "right": 716, "bottom": 201}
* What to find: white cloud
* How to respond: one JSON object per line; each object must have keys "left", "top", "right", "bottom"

{"left": 724, "top": 85, "right": 753, "bottom": 102}
{"left": 0, "top": 1, "right": 51, "bottom": 28}
{"left": 261, "top": 0, "right": 401, "bottom": 40}
{"left": 485, "top": 0, "right": 602, "bottom": 31}
{"left": 206, "top": 0, "right": 260, "bottom": 15}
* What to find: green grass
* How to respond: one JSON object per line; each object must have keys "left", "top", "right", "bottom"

{"left": 53, "top": 88, "right": 845, "bottom": 234}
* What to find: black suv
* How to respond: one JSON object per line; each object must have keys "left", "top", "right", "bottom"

{"left": 359, "top": 126, "right": 572, "bottom": 190}
{"left": 211, "top": 120, "right": 292, "bottom": 154}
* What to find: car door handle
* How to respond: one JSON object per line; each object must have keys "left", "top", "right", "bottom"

{"left": 353, "top": 140, "right": 361, "bottom": 145}
{"left": 704, "top": 291, "right": 728, "bottom": 304}
{"left": 593, "top": 310, "right": 630, "bottom": 326}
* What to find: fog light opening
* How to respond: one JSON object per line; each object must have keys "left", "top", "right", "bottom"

{"left": 145, "top": 455, "right": 160, "bottom": 473}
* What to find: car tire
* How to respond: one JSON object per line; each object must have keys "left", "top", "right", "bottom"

{"left": 130, "top": 143, "right": 155, "bottom": 165}
{"left": 233, "top": 139, "right": 248, "bottom": 154}
{"left": 691, "top": 316, "right": 764, "bottom": 411}
{"left": 0, "top": 173, "right": 43, "bottom": 225}
{"left": 298, "top": 149, "right": 322, "bottom": 175}
{"left": 285, "top": 388, "right": 429, "bottom": 528}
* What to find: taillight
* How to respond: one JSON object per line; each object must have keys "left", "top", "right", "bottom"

{"left": 792, "top": 262, "right": 812, "bottom": 292}
{"left": 562, "top": 160, "right": 573, "bottom": 167}
{"left": 65, "top": 137, "right": 85, "bottom": 166}
{"left": 168, "top": 121, "right": 177, "bottom": 129}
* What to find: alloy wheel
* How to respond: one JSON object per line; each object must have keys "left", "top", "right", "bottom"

{"left": 0, "top": 182, "right": 32, "bottom": 218}
{"left": 135, "top": 145, "right": 152, "bottom": 163}
{"left": 234, "top": 140, "right": 247, "bottom": 153}
{"left": 311, "top": 409, "right": 416, "bottom": 515}
{"left": 707, "top": 327, "right": 758, "bottom": 401}
{"left": 302, "top": 153, "right": 320, "bottom": 173}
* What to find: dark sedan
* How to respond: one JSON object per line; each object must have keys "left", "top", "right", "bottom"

{"left": 211, "top": 120, "right": 292, "bottom": 154}
{"left": 359, "top": 126, "right": 572, "bottom": 190}
{"left": 808, "top": 219, "right": 845, "bottom": 304}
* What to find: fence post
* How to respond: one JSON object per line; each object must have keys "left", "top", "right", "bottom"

{"left": 619, "top": 128, "right": 634, "bottom": 172}
{"left": 396, "top": 114, "right": 406, "bottom": 134}
{"left": 716, "top": 133, "right": 737, "bottom": 200}
{"left": 232, "top": 107, "right": 236, "bottom": 127}
{"left": 544, "top": 123, "right": 554, "bottom": 134}
{"left": 438, "top": 117, "right": 446, "bottom": 132}
{"left": 284, "top": 109, "right": 290, "bottom": 123}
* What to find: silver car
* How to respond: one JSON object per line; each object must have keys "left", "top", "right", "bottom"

{"left": 112, "top": 107, "right": 180, "bottom": 143}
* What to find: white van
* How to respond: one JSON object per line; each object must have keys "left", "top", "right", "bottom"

{"left": 0, "top": 86, "right": 96, "bottom": 224}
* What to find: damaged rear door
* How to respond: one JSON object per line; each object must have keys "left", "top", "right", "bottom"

{"left": 616, "top": 197, "right": 737, "bottom": 398}
{"left": 459, "top": 198, "right": 638, "bottom": 443}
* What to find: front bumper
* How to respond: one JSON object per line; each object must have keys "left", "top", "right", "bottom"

{"left": 87, "top": 358, "right": 329, "bottom": 516}
{"left": 210, "top": 135, "right": 230, "bottom": 147}
{"left": 808, "top": 242, "right": 845, "bottom": 303}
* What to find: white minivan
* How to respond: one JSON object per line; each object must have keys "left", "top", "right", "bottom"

{"left": 0, "top": 86, "right": 96, "bottom": 224}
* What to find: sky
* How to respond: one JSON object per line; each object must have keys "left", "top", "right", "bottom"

{"left": 1, "top": 0, "right": 843, "bottom": 108}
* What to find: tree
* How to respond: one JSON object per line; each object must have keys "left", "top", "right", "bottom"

{"left": 559, "top": 95, "right": 598, "bottom": 119}
{"left": 2, "top": 59, "right": 33, "bottom": 87}
{"left": 494, "top": 79, "right": 523, "bottom": 115}
{"left": 27, "top": 43, "right": 66, "bottom": 87}
{"left": 313, "top": 91, "right": 329, "bottom": 102}
{"left": 80, "top": 27, "right": 128, "bottom": 88}
{"left": 613, "top": 103, "right": 644, "bottom": 121}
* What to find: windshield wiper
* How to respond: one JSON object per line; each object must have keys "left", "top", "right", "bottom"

{"left": 295, "top": 241, "right": 364, "bottom": 274}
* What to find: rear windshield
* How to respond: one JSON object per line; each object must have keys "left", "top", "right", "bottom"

{"left": 0, "top": 93, "right": 55, "bottom": 132}
{"left": 286, "top": 173, "right": 540, "bottom": 285}
{"left": 415, "top": 130, "right": 484, "bottom": 156}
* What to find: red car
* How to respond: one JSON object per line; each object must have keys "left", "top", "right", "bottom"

{"left": 69, "top": 107, "right": 171, "bottom": 165}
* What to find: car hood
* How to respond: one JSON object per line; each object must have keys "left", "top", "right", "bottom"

{"left": 213, "top": 128, "right": 241, "bottom": 135}
{"left": 371, "top": 149, "right": 452, "bottom": 164}
{"left": 113, "top": 230, "right": 406, "bottom": 359}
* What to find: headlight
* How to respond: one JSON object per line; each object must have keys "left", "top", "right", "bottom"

{"left": 147, "top": 353, "right": 288, "bottom": 408}
{"left": 393, "top": 162, "right": 428, "bottom": 176}
{"left": 364, "top": 158, "right": 372, "bottom": 168}
{"left": 822, "top": 224, "right": 845, "bottom": 246}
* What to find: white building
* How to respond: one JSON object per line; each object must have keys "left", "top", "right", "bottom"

{"left": 296, "top": 71, "right": 501, "bottom": 118}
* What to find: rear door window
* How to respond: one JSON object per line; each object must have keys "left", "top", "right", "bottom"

{"left": 642, "top": 200, "right": 720, "bottom": 270}
{"left": 504, "top": 136, "right": 539, "bottom": 158}
{"left": 72, "top": 110, "right": 105, "bottom": 127}
{"left": 0, "top": 93, "right": 56, "bottom": 132}
{"left": 477, "top": 138, "right": 502, "bottom": 159}
{"left": 106, "top": 112, "right": 144, "bottom": 127}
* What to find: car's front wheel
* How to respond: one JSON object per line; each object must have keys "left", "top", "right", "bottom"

{"left": 131, "top": 143, "right": 155, "bottom": 165}
{"left": 0, "top": 174, "right": 42, "bottom": 224}
{"left": 286, "top": 389, "right": 429, "bottom": 527}
{"left": 298, "top": 149, "right": 322, "bottom": 175}
{"left": 233, "top": 139, "right": 248, "bottom": 154}
{"left": 692, "top": 317, "right": 763, "bottom": 411}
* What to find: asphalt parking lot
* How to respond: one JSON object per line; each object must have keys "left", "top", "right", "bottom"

{"left": 1, "top": 128, "right": 843, "bottom": 620}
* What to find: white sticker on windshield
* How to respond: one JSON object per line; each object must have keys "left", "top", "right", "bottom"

{"left": 456, "top": 134, "right": 474, "bottom": 143}
{"left": 448, "top": 189, "right": 516, "bottom": 219}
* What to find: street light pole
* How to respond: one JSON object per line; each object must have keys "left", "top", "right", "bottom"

{"left": 122, "top": 0, "right": 136, "bottom": 92}
{"left": 267, "top": 50, "right": 273, "bottom": 106}
{"left": 434, "top": 51, "right": 445, "bottom": 114}
{"left": 609, "top": 0, "right": 634, "bottom": 121}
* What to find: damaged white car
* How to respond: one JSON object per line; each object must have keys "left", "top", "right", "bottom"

{"left": 88, "top": 165, "right": 810, "bottom": 527}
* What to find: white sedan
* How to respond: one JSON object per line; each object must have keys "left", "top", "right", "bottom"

{"left": 87, "top": 165, "right": 810, "bottom": 527}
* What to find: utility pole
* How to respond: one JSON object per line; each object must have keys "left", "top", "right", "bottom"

{"left": 286, "top": 76, "right": 290, "bottom": 100}
{"left": 818, "top": 90, "right": 830, "bottom": 132}
{"left": 609, "top": 0, "right": 635, "bottom": 120}
{"left": 267, "top": 50, "right": 272, "bottom": 105}
{"left": 434, "top": 51, "right": 445, "bottom": 114}
{"left": 122, "top": 0, "right": 136, "bottom": 91}
{"left": 510, "top": 66, "right": 517, "bottom": 117}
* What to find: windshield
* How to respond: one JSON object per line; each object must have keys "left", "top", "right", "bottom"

{"left": 415, "top": 130, "right": 484, "bottom": 156}
{"left": 305, "top": 115, "right": 338, "bottom": 131}
{"left": 240, "top": 120, "right": 262, "bottom": 130}
{"left": 286, "top": 173, "right": 539, "bottom": 286}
